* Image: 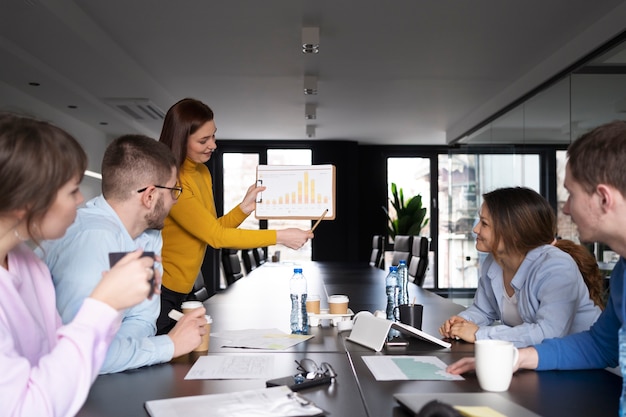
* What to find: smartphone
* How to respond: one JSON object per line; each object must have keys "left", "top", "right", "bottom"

{"left": 108, "top": 251, "right": 156, "bottom": 297}
{"left": 266, "top": 374, "right": 332, "bottom": 392}
{"left": 256, "top": 179, "right": 263, "bottom": 203}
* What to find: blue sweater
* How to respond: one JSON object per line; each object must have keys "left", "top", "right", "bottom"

{"left": 460, "top": 245, "right": 601, "bottom": 347}
{"left": 535, "top": 257, "right": 623, "bottom": 370}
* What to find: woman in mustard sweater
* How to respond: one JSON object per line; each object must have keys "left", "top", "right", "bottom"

{"left": 156, "top": 98, "right": 314, "bottom": 333}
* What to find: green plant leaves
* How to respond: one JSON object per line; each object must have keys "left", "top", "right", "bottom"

{"left": 382, "top": 182, "right": 429, "bottom": 239}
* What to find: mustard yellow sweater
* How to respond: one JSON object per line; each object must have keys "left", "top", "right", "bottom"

{"left": 161, "top": 158, "right": 276, "bottom": 293}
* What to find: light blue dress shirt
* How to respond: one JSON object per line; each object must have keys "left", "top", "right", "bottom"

{"left": 38, "top": 195, "right": 174, "bottom": 373}
{"left": 460, "top": 245, "right": 602, "bottom": 347}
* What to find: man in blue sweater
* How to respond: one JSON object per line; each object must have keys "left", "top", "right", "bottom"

{"left": 448, "top": 120, "right": 626, "bottom": 374}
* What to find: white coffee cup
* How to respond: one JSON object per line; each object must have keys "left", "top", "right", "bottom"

{"left": 328, "top": 294, "right": 349, "bottom": 314}
{"left": 475, "top": 339, "right": 519, "bottom": 392}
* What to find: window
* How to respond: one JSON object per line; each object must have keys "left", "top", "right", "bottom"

{"left": 222, "top": 153, "right": 260, "bottom": 231}
{"left": 438, "top": 153, "right": 540, "bottom": 289}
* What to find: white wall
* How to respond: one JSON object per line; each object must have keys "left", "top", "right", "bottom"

{"left": 0, "top": 81, "right": 107, "bottom": 200}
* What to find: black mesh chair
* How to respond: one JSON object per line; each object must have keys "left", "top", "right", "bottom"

{"left": 242, "top": 249, "right": 258, "bottom": 274}
{"left": 253, "top": 247, "right": 267, "bottom": 266}
{"left": 221, "top": 249, "right": 244, "bottom": 285}
{"left": 391, "top": 235, "right": 412, "bottom": 266}
{"left": 186, "top": 271, "right": 210, "bottom": 302}
{"left": 408, "top": 236, "right": 430, "bottom": 286}
{"left": 369, "top": 235, "right": 385, "bottom": 269}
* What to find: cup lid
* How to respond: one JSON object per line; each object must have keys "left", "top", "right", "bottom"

{"left": 181, "top": 301, "right": 203, "bottom": 309}
{"left": 328, "top": 294, "right": 349, "bottom": 303}
{"left": 307, "top": 294, "right": 320, "bottom": 300}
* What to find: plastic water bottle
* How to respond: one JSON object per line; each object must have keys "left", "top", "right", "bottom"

{"left": 385, "top": 266, "right": 399, "bottom": 321}
{"left": 289, "top": 268, "right": 308, "bottom": 334}
{"left": 397, "top": 260, "right": 409, "bottom": 305}
{"left": 619, "top": 324, "right": 626, "bottom": 417}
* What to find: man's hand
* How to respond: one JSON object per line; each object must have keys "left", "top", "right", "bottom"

{"left": 446, "top": 347, "right": 539, "bottom": 375}
{"left": 168, "top": 306, "right": 207, "bottom": 357}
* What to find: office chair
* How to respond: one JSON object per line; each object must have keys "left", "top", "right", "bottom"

{"left": 186, "top": 271, "right": 210, "bottom": 302}
{"left": 369, "top": 235, "right": 385, "bottom": 269}
{"left": 221, "top": 249, "right": 244, "bottom": 285}
{"left": 242, "top": 249, "right": 258, "bottom": 274}
{"left": 408, "top": 236, "right": 430, "bottom": 286}
{"left": 253, "top": 247, "right": 267, "bottom": 266}
{"left": 391, "top": 235, "right": 412, "bottom": 266}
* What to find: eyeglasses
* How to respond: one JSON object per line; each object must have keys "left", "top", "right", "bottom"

{"left": 137, "top": 184, "right": 183, "bottom": 200}
{"left": 294, "top": 358, "right": 337, "bottom": 381}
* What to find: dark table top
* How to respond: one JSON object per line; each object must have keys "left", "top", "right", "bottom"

{"left": 77, "top": 260, "right": 621, "bottom": 417}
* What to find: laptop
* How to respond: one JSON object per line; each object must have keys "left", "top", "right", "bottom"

{"left": 394, "top": 392, "right": 541, "bottom": 417}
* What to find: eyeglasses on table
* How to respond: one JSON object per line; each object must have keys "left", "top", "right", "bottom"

{"left": 294, "top": 358, "right": 337, "bottom": 383}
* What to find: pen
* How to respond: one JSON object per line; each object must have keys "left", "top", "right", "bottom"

{"left": 311, "top": 209, "right": 328, "bottom": 232}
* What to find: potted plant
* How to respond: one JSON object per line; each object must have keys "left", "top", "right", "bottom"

{"left": 383, "top": 182, "right": 429, "bottom": 240}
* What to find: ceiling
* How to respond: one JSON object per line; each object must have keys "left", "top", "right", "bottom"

{"left": 1, "top": 0, "right": 626, "bottom": 149}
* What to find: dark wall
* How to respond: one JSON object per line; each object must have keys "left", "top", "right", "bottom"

{"left": 311, "top": 141, "right": 362, "bottom": 261}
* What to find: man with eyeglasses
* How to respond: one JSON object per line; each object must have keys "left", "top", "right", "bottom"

{"left": 38, "top": 135, "right": 207, "bottom": 373}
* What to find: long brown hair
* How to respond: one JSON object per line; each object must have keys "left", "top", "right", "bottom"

{"left": 0, "top": 113, "right": 87, "bottom": 244}
{"left": 159, "top": 98, "right": 214, "bottom": 168}
{"left": 482, "top": 187, "right": 556, "bottom": 256}
{"left": 554, "top": 239, "right": 605, "bottom": 309}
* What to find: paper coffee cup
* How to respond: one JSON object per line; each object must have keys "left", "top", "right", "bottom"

{"left": 195, "top": 315, "right": 212, "bottom": 352}
{"left": 306, "top": 294, "right": 321, "bottom": 314}
{"left": 328, "top": 295, "right": 349, "bottom": 314}
{"left": 181, "top": 300, "right": 203, "bottom": 314}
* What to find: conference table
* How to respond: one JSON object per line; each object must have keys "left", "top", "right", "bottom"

{"left": 77, "top": 261, "right": 621, "bottom": 417}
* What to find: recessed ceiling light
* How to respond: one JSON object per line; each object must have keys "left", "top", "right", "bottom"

{"left": 302, "top": 27, "right": 320, "bottom": 54}
{"left": 67, "top": 105, "right": 77, "bottom": 109}
{"left": 305, "top": 103, "right": 316, "bottom": 120}
{"left": 99, "top": 122, "right": 108, "bottom": 125}
{"left": 28, "top": 82, "right": 40, "bottom": 86}
{"left": 304, "top": 76, "right": 317, "bottom": 95}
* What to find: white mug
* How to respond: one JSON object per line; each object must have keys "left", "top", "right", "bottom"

{"left": 475, "top": 339, "right": 519, "bottom": 392}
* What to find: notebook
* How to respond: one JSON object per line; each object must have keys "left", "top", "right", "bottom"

{"left": 394, "top": 393, "right": 541, "bottom": 417}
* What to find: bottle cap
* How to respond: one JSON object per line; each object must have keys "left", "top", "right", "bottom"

{"left": 399, "top": 260, "right": 407, "bottom": 265}
{"left": 294, "top": 268, "right": 303, "bottom": 273}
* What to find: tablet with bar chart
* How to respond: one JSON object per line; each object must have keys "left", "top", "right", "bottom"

{"left": 255, "top": 164, "right": 336, "bottom": 220}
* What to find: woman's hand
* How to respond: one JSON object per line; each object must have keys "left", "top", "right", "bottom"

{"left": 439, "top": 315, "right": 467, "bottom": 338}
{"left": 90, "top": 249, "right": 154, "bottom": 311}
{"left": 439, "top": 315, "right": 477, "bottom": 343}
{"left": 239, "top": 183, "right": 266, "bottom": 215}
{"left": 276, "top": 228, "right": 314, "bottom": 249}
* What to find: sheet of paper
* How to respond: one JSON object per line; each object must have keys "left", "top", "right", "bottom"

{"left": 454, "top": 405, "right": 508, "bottom": 417}
{"left": 213, "top": 328, "right": 313, "bottom": 350}
{"left": 184, "top": 355, "right": 274, "bottom": 380}
{"left": 145, "top": 385, "right": 324, "bottom": 417}
{"left": 362, "top": 355, "right": 464, "bottom": 381}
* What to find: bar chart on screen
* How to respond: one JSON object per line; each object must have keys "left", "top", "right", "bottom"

{"left": 255, "top": 164, "right": 336, "bottom": 220}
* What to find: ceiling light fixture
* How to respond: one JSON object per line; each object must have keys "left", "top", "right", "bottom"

{"left": 305, "top": 103, "right": 317, "bottom": 120}
{"left": 306, "top": 125, "right": 316, "bottom": 138}
{"left": 302, "top": 27, "right": 320, "bottom": 54}
{"left": 304, "top": 76, "right": 317, "bottom": 95}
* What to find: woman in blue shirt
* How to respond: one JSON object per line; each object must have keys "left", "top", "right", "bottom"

{"left": 439, "top": 187, "right": 602, "bottom": 348}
